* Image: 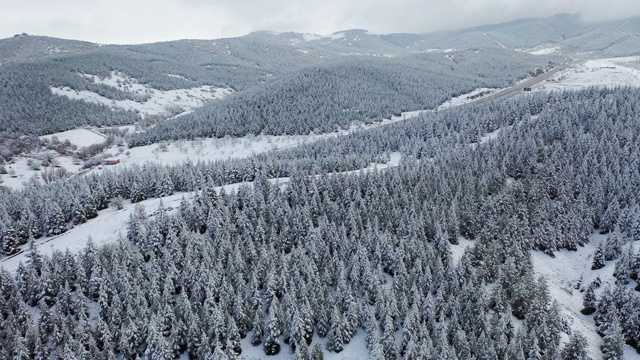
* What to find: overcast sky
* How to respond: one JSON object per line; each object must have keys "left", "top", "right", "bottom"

{"left": 2, "top": 0, "right": 640, "bottom": 44}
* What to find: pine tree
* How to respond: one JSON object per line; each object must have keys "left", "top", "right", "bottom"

{"left": 604, "top": 230, "right": 623, "bottom": 262}
{"left": 601, "top": 317, "right": 624, "bottom": 360}
{"left": 1, "top": 224, "right": 19, "bottom": 255}
{"left": 263, "top": 302, "right": 282, "bottom": 355}
{"left": 592, "top": 241, "right": 606, "bottom": 270}
{"left": 310, "top": 343, "right": 324, "bottom": 360}
{"left": 44, "top": 201, "right": 66, "bottom": 237}
{"left": 612, "top": 246, "right": 631, "bottom": 285}
{"left": 292, "top": 341, "right": 310, "bottom": 360}
{"left": 326, "top": 306, "right": 347, "bottom": 353}
{"left": 581, "top": 282, "right": 597, "bottom": 315}
{"left": 560, "top": 331, "right": 590, "bottom": 360}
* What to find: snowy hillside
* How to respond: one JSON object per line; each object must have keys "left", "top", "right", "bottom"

{"left": 51, "top": 71, "right": 233, "bottom": 118}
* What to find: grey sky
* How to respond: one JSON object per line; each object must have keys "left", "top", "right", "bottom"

{"left": 1, "top": 0, "right": 640, "bottom": 44}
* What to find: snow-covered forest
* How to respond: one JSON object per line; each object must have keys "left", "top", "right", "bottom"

{"left": 1, "top": 87, "right": 640, "bottom": 359}
{"left": 2, "top": 12, "right": 640, "bottom": 360}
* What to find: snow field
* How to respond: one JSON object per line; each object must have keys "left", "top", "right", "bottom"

{"left": 530, "top": 47, "right": 560, "bottom": 55}
{"left": 40, "top": 128, "right": 106, "bottom": 148}
{"left": 535, "top": 56, "right": 640, "bottom": 91}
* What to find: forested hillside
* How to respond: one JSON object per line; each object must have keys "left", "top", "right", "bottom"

{"left": 1, "top": 88, "right": 639, "bottom": 359}
{"left": 128, "top": 49, "right": 556, "bottom": 144}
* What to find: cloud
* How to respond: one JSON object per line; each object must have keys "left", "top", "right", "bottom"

{"left": 0, "top": 0, "right": 639, "bottom": 43}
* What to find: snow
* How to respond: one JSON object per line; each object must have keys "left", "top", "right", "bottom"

{"left": 4, "top": 84, "right": 499, "bottom": 192}
{"left": 240, "top": 329, "right": 369, "bottom": 359}
{"left": 535, "top": 57, "right": 640, "bottom": 91}
{"left": 0, "top": 158, "right": 39, "bottom": 190}
{"left": 0, "top": 154, "right": 86, "bottom": 191}
{"left": 478, "top": 127, "right": 502, "bottom": 144}
{"left": 483, "top": 33, "right": 507, "bottom": 49}
{"left": 437, "top": 88, "right": 499, "bottom": 110}
{"left": 50, "top": 71, "right": 233, "bottom": 118}
{"left": 0, "top": 110, "right": 418, "bottom": 192}
{"left": 3, "top": 84, "right": 518, "bottom": 192}
{"left": 531, "top": 232, "right": 640, "bottom": 360}
{"left": 330, "top": 32, "right": 346, "bottom": 41}
{"left": 165, "top": 73, "right": 189, "bottom": 80}
{"left": 302, "top": 33, "right": 322, "bottom": 42}
{"left": 0, "top": 194, "right": 174, "bottom": 272}
{"left": 40, "top": 128, "right": 106, "bottom": 148}
{"left": 301, "top": 32, "right": 349, "bottom": 42}
{"left": 450, "top": 237, "right": 475, "bottom": 265}
{"left": 530, "top": 47, "right": 560, "bottom": 55}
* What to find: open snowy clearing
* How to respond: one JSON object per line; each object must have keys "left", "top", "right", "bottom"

{"left": 51, "top": 71, "right": 233, "bottom": 118}
{"left": 534, "top": 56, "right": 640, "bottom": 91}
{"left": 40, "top": 128, "right": 106, "bottom": 148}
{"left": 0, "top": 155, "right": 84, "bottom": 190}
{"left": 531, "top": 233, "right": 640, "bottom": 359}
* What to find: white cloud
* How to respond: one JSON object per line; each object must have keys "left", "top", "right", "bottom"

{"left": 0, "top": 0, "right": 639, "bottom": 43}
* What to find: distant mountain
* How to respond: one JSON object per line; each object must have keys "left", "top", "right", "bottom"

{"left": 0, "top": 34, "right": 98, "bottom": 62}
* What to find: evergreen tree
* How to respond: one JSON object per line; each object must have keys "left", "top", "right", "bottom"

{"left": 560, "top": 331, "right": 590, "bottom": 360}
{"left": 601, "top": 317, "right": 624, "bottom": 360}
{"left": 592, "top": 241, "right": 606, "bottom": 270}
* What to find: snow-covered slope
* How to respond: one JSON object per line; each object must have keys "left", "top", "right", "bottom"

{"left": 51, "top": 71, "right": 233, "bottom": 118}
{"left": 532, "top": 233, "right": 640, "bottom": 359}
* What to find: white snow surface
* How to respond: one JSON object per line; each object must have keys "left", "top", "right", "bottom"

{"left": 300, "top": 31, "right": 354, "bottom": 42}
{"left": 240, "top": 329, "right": 369, "bottom": 359}
{"left": 530, "top": 46, "right": 560, "bottom": 55}
{"left": 531, "top": 233, "right": 640, "bottom": 360}
{"left": 40, "top": 128, "right": 106, "bottom": 148}
{"left": 50, "top": 71, "right": 233, "bottom": 118}
{"left": 450, "top": 237, "right": 475, "bottom": 265}
{"left": 302, "top": 33, "right": 322, "bottom": 42}
{"left": 165, "top": 73, "right": 189, "bottom": 80}
{"left": 437, "top": 87, "right": 499, "bottom": 110}
{"left": 535, "top": 56, "right": 640, "bottom": 91}
{"left": 0, "top": 110, "right": 417, "bottom": 191}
